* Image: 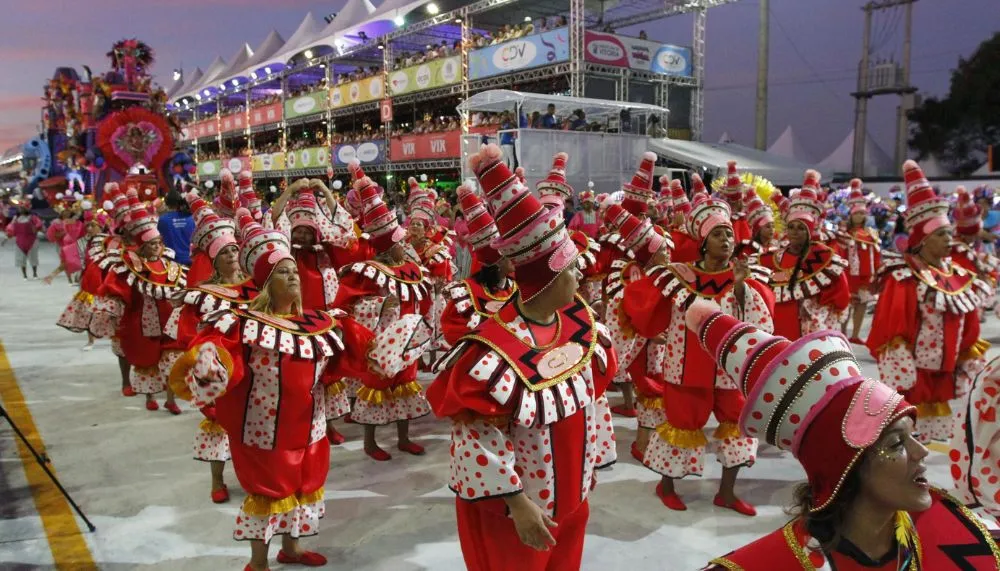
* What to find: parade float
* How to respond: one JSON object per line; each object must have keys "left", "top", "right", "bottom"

{"left": 26, "top": 39, "right": 178, "bottom": 203}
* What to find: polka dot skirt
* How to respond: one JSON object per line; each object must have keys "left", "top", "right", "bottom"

{"left": 643, "top": 437, "right": 706, "bottom": 479}
{"left": 233, "top": 499, "right": 325, "bottom": 543}
{"left": 193, "top": 428, "right": 231, "bottom": 462}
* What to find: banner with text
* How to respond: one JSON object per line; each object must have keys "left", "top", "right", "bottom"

{"left": 196, "top": 160, "right": 222, "bottom": 177}
{"left": 185, "top": 120, "right": 218, "bottom": 140}
{"left": 249, "top": 102, "right": 283, "bottom": 126}
{"left": 468, "top": 27, "right": 570, "bottom": 80}
{"left": 251, "top": 152, "right": 286, "bottom": 172}
{"left": 388, "top": 56, "right": 461, "bottom": 96}
{"left": 285, "top": 146, "right": 330, "bottom": 169}
{"left": 583, "top": 31, "right": 692, "bottom": 77}
{"left": 220, "top": 113, "right": 246, "bottom": 133}
{"left": 390, "top": 131, "right": 461, "bottom": 161}
{"left": 223, "top": 157, "right": 251, "bottom": 173}
{"left": 333, "top": 140, "right": 386, "bottom": 166}
{"left": 330, "top": 76, "right": 384, "bottom": 108}
{"left": 284, "top": 90, "right": 329, "bottom": 119}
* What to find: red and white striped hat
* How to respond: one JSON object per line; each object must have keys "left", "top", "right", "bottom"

{"left": 721, "top": 160, "right": 743, "bottom": 201}
{"left": 621, "top": 151, "right": 657, "bottom": 216}
{"left": 457, "top": 182, "right": 501, "bottom": 268}
{"left": 743, "top": 186, "right": 773, "bottom": 233}
{"left": 847, "top": 178, "right": 868, "bottom": 216}
{"left": 238, "top": 170, "right": 262, "bottom": 221}
{"left": 603, "top": 204, "right": 667, "bottom": 265}
{"left": 672, "top": 177, "right": 692, "bottom": 215}
{"left": 406, "top": 177, "right": 436, "bottom": 222}
{"left": 123, "top": 188, "right": 161, "bottom": 246}
{"left": 360, "top": 176, "right": 405, "bottom": 253}
{"left": 954, "top": 186, "right": 982, "bottom": 237}
{"left": 470, "top": 143, "right": 576, "bottom": 301}
{"left": 236, "top": 207, "right": 294, "bottom": 288}
{"left": 536, "top": 152, "right": 573, "bottom": 205}
{"left": 688, "top": 180, "right": 732, "bottom": 243}
{"left": 213, "top": 169, "right": 239, "bottom": 218}
{"left": 785, "top": 170, "right": 824, "bottom": 236}
{"left": 186, "top": 190, "right": 237, "bottom": 258}
{"left": 903, "top": 159, "right": 950, "bottom": 249}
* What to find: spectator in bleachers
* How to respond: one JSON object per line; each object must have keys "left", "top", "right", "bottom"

{"left": 541, "top": 103, "right": 558, "bottom": 128}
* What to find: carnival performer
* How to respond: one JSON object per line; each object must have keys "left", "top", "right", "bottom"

{"left": 719, "top": 161, "right": 753, "bottom": 243}
{"left": 733, "top": 186, "right": 777, "bottom": 260}
{"left": 404, "top": 176, "right": 455, "bottom": 282}
{"left": 170, "top": 209, "right": 391, "bottom": 571}
{"left": 599, "top": 204, "right": 672, "bottom": 460}
{"left": 439, "top": 183, "right": 515, "bottom": 348}
{"left": 757, "top": 170, "right": 849, "bottom": 340}
{"left": 427, "top": 143, "right": 618, "bottom": 571}
{"left": 186, "top": 170, "right": 239, "bottom": 285}
{"left": 55, "top": 208, "right": 108, "bottom": 349}
{"left": 950, "top": 356, "right": 1000, "bottom": 528}
{"left": 567, "top": 183, "right": 600, "bottom": 239}
{"left": 866, "top": 160, "right": 991, "bottom": 442}
{"left": 164, "top": 191, "right": 256, "bottom": 504}
{"left": 6, "top": 203, "right": 43, "bottom": 280}
{"left": 668, "top": 177, "right": 701, "bottom": 264}
{"left": 42, "top": 202, "right": 84, "bottom": 284}
{"left": 621, "top": 189, "right": 772, "bottom": 514}
{"left": 952, "top": 186, "right": 999, "bottom": 309}
{"left": 90, "top": 188, "right": 187, "bottom": 413}
{"left": 839, "top": 179, "right": 881, "bottom": 344}
{"left": 687, "top": 299, "right": 1000, "bottom": 570}
{"left": 332, "top": 176, "right": 434, "bottom": 461}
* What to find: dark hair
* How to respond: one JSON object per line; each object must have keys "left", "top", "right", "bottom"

{"left": 787, "top": 231, "right": 811, "bottom": 291}
{"left": 165, "top": 190, "right": 189, "bottom": 214}
{"left": 787, "top": 461, "right": 864, "bottom": 554}
{"left": 473, "top": 263, "right": 503, "bottom": 290}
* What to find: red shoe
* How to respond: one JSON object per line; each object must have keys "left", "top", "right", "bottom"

{"left": 145, "top": 400, "right": 159, "bottom": 411}
{"left": 610, "top": 404, "right": 637, "bottom": 418}
{"left": 714, "top": 494, "right": 757, "bottom": 516}
{"left": 327, "top": 426, "right": 346, "bottom": 445}
{"left": 276, "top": 550, "right": 327, "bottom": 566}
{"left": 343, "top": 414, "right": 356, "bottom": 424}
{"left": 630, "top": 441, "right": 645, "bottom": 462}
{"left": 211, "top": 484, "right": 229, "bottom": 504}
{"left": 655, "top": 482, "right": 687, "bottom": 511}
{"left": 165, "top": 402, "right": 182, "bottom": 415}
{"left": 398, "top": 441, "right": 425, "bottom": 455}
{"left": 848, "top": 336, "right": 865, "bottom": 345}
{"left": 243, "top": 565, "right": 269, "bottom": 571}
{"left": 365, "top": 446, "right": 392, "bottom": 461}
{"left": 121, "top": 386, "right": 136, "bottom": 397}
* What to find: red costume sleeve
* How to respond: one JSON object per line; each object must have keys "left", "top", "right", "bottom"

{"left": 45, "top": 221, "right": 62, "bottom": 244}
{"left": 865, "top": 276, "right": 918, "bottom": 356}
{"left": 427, "top": 345, "right": 512, "bottom": 419}
{"left": 958, "top": 310, "right": 984, "bottom": 359}
{"left": 746, "top": 279, "right": 776, "bottom": 319}
{"left": 98, "top": 268, "right": 135, "bottom": 309}
{"left": 439, "top": 299, "right": 471, "bottom": 347}
{"left": 818, "top": 269, "right": 851, "bottom": 310}
{"left": 323, "top": 315, "right": 380, "bottom": 385}
{"left": 331, "top": 269, "right": 380, "bottom": 310}
{"left": 621, "top": 276, "right": 676, "bottom": 338}
{"left": 174, "top": 304, "right": 202, "bottom": 347}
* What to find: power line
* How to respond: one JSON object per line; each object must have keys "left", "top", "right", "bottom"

{"left": 768, "top": 5, "right": 846, "bottom": 102}
{"left": 705, "top": 66, "right": 953, "bottom": 92}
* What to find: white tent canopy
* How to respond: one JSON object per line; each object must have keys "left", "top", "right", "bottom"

{"left": 717, "top": 131, "right": 733, "bottom": 144}
{"left": 648, "top": 138, "right": 820, "bottom": 187}
{"left": 303, "top": 0, "right": 380, "bottom": 52}
{"left": 259, "top": 12, "right": 326, "bottom": 69}
{"left": 182, "top": 56, "right": 227, "bottom": 100}
{"left": 215, "top": 43, "right": 255, "bottom": 88}
{"left": 818, "top": 128, "right": 894, "bottom": 178}
{"left": 457, "top": 89, "right": 668, "bottom": 119}
{"left": 767, "top": 125, "right": 814, "bottom": 164}
{"left": 236, "top": 30, "right": 287, "bottom": 81}
{"left": 974, "top": 161, "right": 997, "bottom": 176}
{"left": 171, "top": 67, "right": 203, "bottom": 100}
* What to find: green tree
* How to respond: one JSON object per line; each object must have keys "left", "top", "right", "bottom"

{"left": 909, "top": 32, "right": 1000, "bottom": 175}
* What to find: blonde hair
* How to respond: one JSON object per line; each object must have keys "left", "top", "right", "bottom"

{"left": 247, "top": 273, "right": 303, "bottom": 315}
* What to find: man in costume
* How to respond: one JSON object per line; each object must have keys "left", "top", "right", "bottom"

{"left": 427, "top": 143, "right": 618, "bottom": 571}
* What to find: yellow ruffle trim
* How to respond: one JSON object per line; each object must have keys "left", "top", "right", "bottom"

{"left": 241, "top": 487, "right": 325, "bottom": 517}
{"left": 875, "top": 335, "right": 911, "bottom": 357}
{"left": 134, "top": 365, "right": 159, "bottom": 377}
{"left": 713, "top": 421, "right": 742, "bottom": 440}
{"left": 452, "top": 411, "right": 509, "bottom": 427}
{"left": 73, "top": 290, "right": 95, "bottom": 304}
{"left": 615, "top": 301, "right": 635, "bottom": 340}
{"left": 637, "top": 395, "right": 663, "bottom": 410}
{"left": 656, "top": 420, "right": 708, "bottom": 449}
{"left": 168, "top": 343, "right": 234, "bottom": 402}
{"left": 959, "top": 338, "right": 991, "bottom": 362}
{"left": 199, "top": 418, "right": 226, "bottom": 434}
{"left": 356, "top": 381, "right": 423, "bottom": 405}
{"left": 915, "top": 401, "right": 951, "bottom": 418}
{"left": 325, "top": 381, "right": 346, "bottom": 397}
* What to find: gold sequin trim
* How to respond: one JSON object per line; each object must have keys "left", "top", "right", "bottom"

{"left": 655, "top": 420, "right": 708, "bottom": 449}
{"left": 241, "top": 487, "right": 325, "bottom": 517}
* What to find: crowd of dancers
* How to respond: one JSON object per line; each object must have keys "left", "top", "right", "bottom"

{"left": 45, "top": 145, "right": 1000, "bottom": 570}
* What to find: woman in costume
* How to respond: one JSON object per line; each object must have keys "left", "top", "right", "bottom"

{"left": 332, "top": 176, "right": 434, "bottom": 461}
{"left": 567, "top": 183, "right": 600, "bottom": 239}
{"left": 621, "top": 189, "right": 773, "bottom": 514}
{"left": 439, "top": 183, "right": 515, "bottom": 348}
{"left": 427, "top": 144, "right": 618, "bottom": 571}
{"left": 689, "top": 299, "right": 1000, "bottom": 571}
{"left": 56, "top": 207, "right": 108, "bottom": 349}
{"left": 91, "top": 188, "right": 187, "bottom": 413}
{"left": 171, "top": 209, "right": 384, "bottom": 571}
{"left": 186, "top": 170, "right": 239, "bottom": 286}
{"left": 164, "top": 191, "right": 256, "bottom": 504}
{"left": 757, "top": 170, "right": 850, "bottom": 340}
{"left": 733, "top": 186, "right": 777, "bottom": 260}
{"left": 866, "top": 161, "right": 990, "bottom": 442}
{"left": 718, "top": 161, "right": 753, "bottom": 243}
{"left": 839, "top": 179, "right": 882, "bottom": 344}
{"left": 43, "top": 201, "right": 85, "bottom": 284}
{"left": 6, "top": 203, "right": 43, "bottom": 280}
{"left": 951, "top": 186, "right": 999, "bottom": 311}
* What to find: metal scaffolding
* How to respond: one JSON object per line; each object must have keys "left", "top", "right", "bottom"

{"left": 691, "top": 7, "right": 707, "bottom": 141}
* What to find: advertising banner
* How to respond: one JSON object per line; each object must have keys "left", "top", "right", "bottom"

{"left": 284, "top": 90, "right": 328, "bottom": 119}
{"left": 251, "top": 152, "right": 286, "bottom": 172}
{"left": 388, "top": 56, "right": 461, "bottom": 96}
{"left": 196, "top": 160, "right": 222, "bottom": 177}
{"left": 284, "top": 146, "right": 330, "bottom": 170}
{"left": 330, "top": 76, "right": 384, "bottom": 108}
{"left": 583, "top": 31, "right": 692, "bottom": 77}
{"left": 333, "top": 140, "right": 386, "bottom": 166}
{"left": 186, "top": 120, "right": 218, "bottom": 140}
{"left": 390, "top": 131, "right": 461, "bottom": 161}
{"left": 223, "top": 156, "right": 251, "bottom": 173}
{"left": 468, "top": 28, "right": 570, "bottom": 80}
{"left": 250, "top": 102, "right": 283, "bottom": 126}
{"left": 220, "top": 113, "right": 246, "bottom": 133}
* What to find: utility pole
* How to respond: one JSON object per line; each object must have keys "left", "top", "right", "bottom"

{"left": 755, "top": 0, "right": 769, "bottom": 150}
{"left": 851, "top": 0, "right": 918, "bottom": 176}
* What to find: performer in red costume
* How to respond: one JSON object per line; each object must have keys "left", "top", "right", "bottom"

{"left": 757, "top": 170, "right": 850, "bottom": 340}
{"left": 867, "top": 160, "right": 991, "bottom": 442}
{"left": 951, "top": 186, "right": 999, "bottom": 309}
{"left": 171, "top": 209, "right": 384, "bottom": 571}
{"left": 56, "top": 208, "right": 110, "bottom": 348}
{"left": 567, "top": 183, "right": 600, "bottom": 239}
{"left": 839, "top": 178, "right": 882, "bottom": 344}
{"left": 688, "top": 299, "right": 1000, "bottom": 571}
{"left": 621, "top": 189, "right": 773, "bottom": 514}
{"left": 187, "top": 170, "right": 239, "bottom": 285}
{"left": 404, "top": 176, "right": 455, "bottom": 281}
{"left": 165, "top": 190, "right": 256, "bottom": 504}
{"left": 950, "top": 356, "right": 1000, "bottom": 530}
{"left": 439, "top": 183, "right": 515, "bottom": 348}
{"left": 718, "top": 161, "right": 753, "bottom": 243}
{"left": 333, "top": 176, "right": 434, "bottom": 461}
{"left": 599, "top": 204, "right": 672, "bottom": 461}
{"left": 91, "top": 188, "right": 187, "bottom": 412}
{"left": 668, "top": 177, "right": 701, "bottom": 264}
{"left": 734, "top": 185, "right": 777, "bottom": 259}
{"left": 428, "top": 143, "right": 618, "bottom": 571}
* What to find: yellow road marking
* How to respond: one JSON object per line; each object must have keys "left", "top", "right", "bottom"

{"left": 0, "top": 341, "right": 96, "bottom": 570}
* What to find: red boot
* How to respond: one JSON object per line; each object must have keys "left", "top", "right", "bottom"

{"left": 630, "top": 441, "right": 645, "bottom": 462}
{"left": 714, "top": 494, "right": 757, "bottom": 516}
{"left": 277, "top": 550, "right": 327, "bottom": 566}
{"left": 655, "top": 481, "right": 687, "bottom": 511}
{"left": 243, "top": 565, "right": 269, "bottom": 571}
{"left": 365, "top": 446, "right": 392, "bottom": 461}
{"left": 145, "top": 399, "right": 159, "bottom": 411}
{"left": 327, "top": 426, "right": 346, "bottom": 445}
{"left": 164, "top": 401, "right": 182, "bottom": 415}
{"left": 121, "top": 386, "right": 136, "bottom": 397}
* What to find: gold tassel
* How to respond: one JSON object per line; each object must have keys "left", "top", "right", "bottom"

{"left": 199, "top": 418, "right": 226, "bottom": 434}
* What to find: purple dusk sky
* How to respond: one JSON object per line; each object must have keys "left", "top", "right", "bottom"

{"left": 0, "top": 0, "right": 996, "bottom": 163}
